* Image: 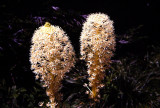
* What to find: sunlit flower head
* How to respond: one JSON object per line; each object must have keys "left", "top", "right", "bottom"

{"left": 30, "top": 22, "right": 76, "bottom": 107}
{"left": 80, "top": 13, "right": 116, "bottom": 100}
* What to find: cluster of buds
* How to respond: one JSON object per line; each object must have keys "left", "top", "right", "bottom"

{"left": 30, "top": 22, "right": 75, "bottom": 107}
{"left": 80, "top": 13, "right": 116, "bottom": 100}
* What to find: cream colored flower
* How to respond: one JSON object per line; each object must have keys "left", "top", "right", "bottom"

{"left": 80, "top": 13, "right": 116, "bottom": 100}
{"left": 30, "top": 22, "right": 76, "bottom": 107}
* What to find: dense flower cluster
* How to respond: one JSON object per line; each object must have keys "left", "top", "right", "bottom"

{"left": 30, "top": 22, "right": 75, "bottom": 107}
{"left": 80, "top": 13, "right": 116, "bottom": 100}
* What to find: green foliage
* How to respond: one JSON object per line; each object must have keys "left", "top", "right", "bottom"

{"left": 0, "top": 78, "right": 48, "bottom": 108}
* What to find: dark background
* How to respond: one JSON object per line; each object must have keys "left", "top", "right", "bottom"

{"left": 1, "top": 0, "right": 159, "bottom": 34}
{"left": 0, "top": 0, "right": 160, "bottom": 107}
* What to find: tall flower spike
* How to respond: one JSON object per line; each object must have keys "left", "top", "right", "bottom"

{"left": 30, "top": 22, "right": 76, "bottom": 107}
{"left": 80, "top": 13, "right": 116, "bottom": 100}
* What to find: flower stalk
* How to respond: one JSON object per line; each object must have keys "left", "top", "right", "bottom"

{"left": 30, "top": 22, "right": 76, "bottom": 107}
{"left": 80, "top": 13, "right": 116, "bottom": 100}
